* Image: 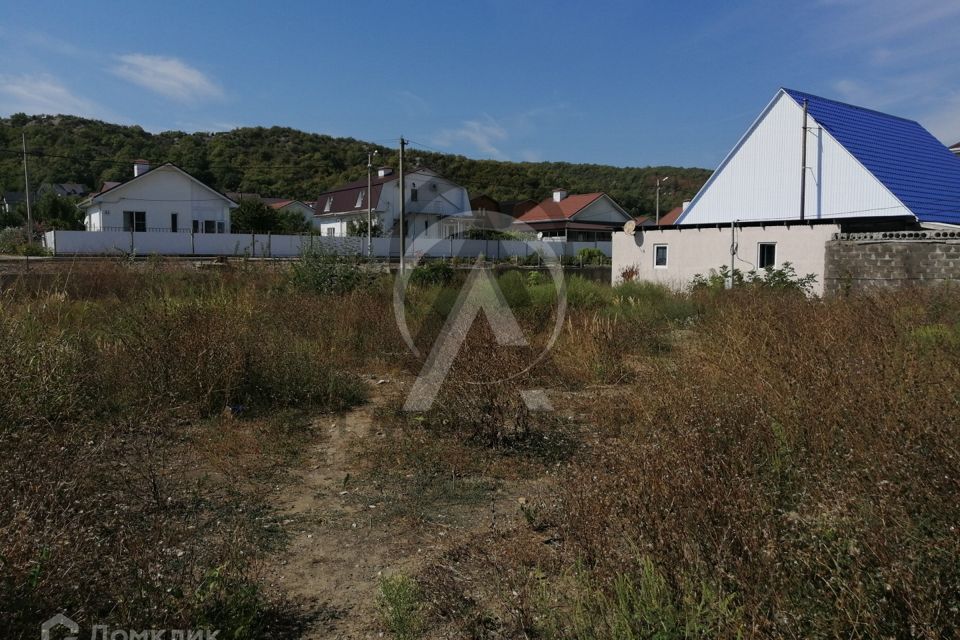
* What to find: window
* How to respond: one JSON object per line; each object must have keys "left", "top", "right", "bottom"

{"left": 758, "top": 243, "right": 777, "bottom": 269}
{"left": 171, "top": 213, "right": 178, "bottom": 233}
{"left": 324, "top": 197, "right": 334, "bottom": 213}
{"left": 192, "top": 220, "right": 200, "bottom": 233}
{"left": 216, "top": 221, "right": 225, "bottom": 234}
{"left": 355, "top": 190, "right": 365, "bottom": 208}
{"left": 654, "top": 244, "right": 668, "bottom": 268}
{"left": 326, "top": 227, "right": 335, "bottom": 237}
{"left": 123, "top": 211, "right": 146, "bottom": 232}
{"left": 204, "top": 220, "right": 216, "bottom": 234}
{"left": 410, "top": 183, "right": 418, "bottom": 202}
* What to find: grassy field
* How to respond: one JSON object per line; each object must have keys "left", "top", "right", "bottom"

{"left": 1, "top": 257, "right": 958, "bottom": 639}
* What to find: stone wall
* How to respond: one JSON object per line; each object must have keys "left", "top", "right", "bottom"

{"left": 824, "top": 230, "right": 960, "bottom": 295}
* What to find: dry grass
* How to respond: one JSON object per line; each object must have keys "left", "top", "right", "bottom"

{"left": 417, "top": 287, "right": 960, "bottom": 639}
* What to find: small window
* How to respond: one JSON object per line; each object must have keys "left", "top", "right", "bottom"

{"left": 326, "top": 227, "right": 335, "bottom": 237}
{"left": 192, "top": 220, "right": 200, "bottom": 233}
{"left": 204, "top": 220, "right": 216, "bottom": 234}
{"left": 758, "top": 243, "right": 777, "bottom": 269}
{"left": 324, "top": 197, "right": 334, "bottom": 213}
{"left": 216, "top": 221, "right": 225, "bottom": 234}
{"left": 355, "top": 190, "right": 365, "bottom": 208}
{"left": 171, "top": 213, "right": 178, "bottom": 233}
{"left": 654, "top": 244, "right": 668, "bottom": 268}
{"left": 410, "top": 183, "right": 418, "bottom": 202}
{"left": 123, "top": 211, "right": 146, "bottom": 232}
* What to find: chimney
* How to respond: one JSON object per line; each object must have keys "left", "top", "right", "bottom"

{"left": 552, "top": 188, "right": 567, "bottom": 202}
{"left": 377, "top": 166, "right": 393, "bottom": 178}
{"left": 682, "top": 200, "right": 691, "bottom": 211}
{"left": 133, "top": 159, "right": 151, "bottom": 177}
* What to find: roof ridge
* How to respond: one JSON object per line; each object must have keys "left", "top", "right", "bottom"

{"left": 781, "top": 87, "right": 920, "bottom": 125}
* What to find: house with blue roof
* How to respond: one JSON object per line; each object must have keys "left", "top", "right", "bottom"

{"left": 613, "top": 88, "right": 960, "bottom": 295}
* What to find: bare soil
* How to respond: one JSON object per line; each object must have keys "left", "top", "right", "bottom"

{"left": 262, "top": 377, "right": 538, "bottom": 639}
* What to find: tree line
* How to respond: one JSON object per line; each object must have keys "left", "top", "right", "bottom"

{"left": 0, "top": 113, "right": 712, "bottom": 225}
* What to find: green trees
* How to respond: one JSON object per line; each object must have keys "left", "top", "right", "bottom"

{"left": 231, "top": 198, "right": 311, "bottom": 234}
{"left": 0, "top": 114, "right": 712, "bottom": 218}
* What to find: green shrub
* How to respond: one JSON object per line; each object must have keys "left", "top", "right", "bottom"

{"left": 576, "top": 247, "right": 608, "bottom": 265}
{"left": 690, "top": 262, "right": 817, "bottom": 295}
{"left": 289, "top": 249, "right": 377, "bottom": 295}
{"left": 378, "top": 574, "right": 424, "bottom": 640}
{"left": 409, "top": 260, "right": 454, "bottom": 287}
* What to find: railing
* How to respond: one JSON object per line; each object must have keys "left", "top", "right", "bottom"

{"left": 99, "top": 226, "right": 197, "bottom": 233}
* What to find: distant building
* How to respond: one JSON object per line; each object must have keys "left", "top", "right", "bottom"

{"left": 634, "top": 205, "right": 686, "bottom": 227}
{"left": 469, "top": 195, "right": 538, "bottom": 219}
{"left": 81, "top": 161, "right": 237, "bottom": 233}
{"left": 314, "top": 167, "right": 471, "bottom": 238}
{"left": 38, "top": 182, "right": 89, "bottom": 199}
{"left": 514, "top": 189, "right": 632, "bottom": 241}
{"left": 2, "top": 191, "right": 28, "bottom": 214}
{"left": 264, "top": 198, "right": 316, "bottom": 226}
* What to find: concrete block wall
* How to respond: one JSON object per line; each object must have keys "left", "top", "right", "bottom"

{"left": 824, "top": 233, "right": 960, "bottom": 295}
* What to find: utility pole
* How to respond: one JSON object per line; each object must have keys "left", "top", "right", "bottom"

{"left": 399, "top": 136, "right": 407, "bottom": 273}
{"left": 800, "top": 98, "right": 808, "bottom": 221}
{"left": 22, "top": 133, "right": 33, "bottom": 242}
{"left": 367, "top": 149, "right": 378, "bottom": 258}
{"left": 655, "top": 176, "right": 670, "bottom": 224}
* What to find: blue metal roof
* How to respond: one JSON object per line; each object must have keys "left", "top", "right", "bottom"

{"left": 784, "top": 88, "right": 960, "bottom": 225}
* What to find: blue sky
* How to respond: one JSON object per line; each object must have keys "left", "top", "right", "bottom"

{"left": 1, "top": 0, "right": 958, "bottom": 169}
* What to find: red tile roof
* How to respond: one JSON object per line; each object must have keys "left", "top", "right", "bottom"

{"left": 516, "top": 193, "right": 605, "bottom": 222}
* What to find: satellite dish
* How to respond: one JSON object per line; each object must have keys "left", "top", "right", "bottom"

{"left": 623, "top": 219, "right": 637, "bottom": 236}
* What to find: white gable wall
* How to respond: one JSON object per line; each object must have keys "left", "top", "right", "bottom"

{"left": 573, "top": 196, "right": 632, "bottom": 223}
{"left": 679, "top": 91, "right": 910, "bottom": 225}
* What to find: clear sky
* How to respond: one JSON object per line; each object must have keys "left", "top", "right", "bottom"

{"left": 1, "top": 0, "right": 958, "bottom": 169}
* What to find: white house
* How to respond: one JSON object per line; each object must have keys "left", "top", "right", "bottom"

{"left": 81, "top": 161, "right": 237, "bottom": 233}
{"left": 313, "top": 167, "right": 471, "bottom": 238}
{"left": 613, "top": 88, "right": 960, "bottom": 294}
{"left": 514, "top": 189, "right": 633, "bottom": 241}
{"left": 264, "top": 199, "right": 316, "bottom": 225}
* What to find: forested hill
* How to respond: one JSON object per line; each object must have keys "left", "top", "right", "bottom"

{"left": 0, "top": 113, "right": 711, "bottom": 216}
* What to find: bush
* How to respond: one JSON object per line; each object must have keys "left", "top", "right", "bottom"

{"left": 378, "top": 574, "right": 424, "bottom": 640}
{"left": 690, "top": 262, "right": 817, "bottom": 295}
{"left": 409, "top": 260, "right": 454, "bottom": 287}
{"left": 576, "top": 247, "right": 608, "bottom": 265}
{"left": 289, "top": 249, "right": 378, "bottom": 295}
{"left": 0, "top": 228, "right": 46, "bottom": 256}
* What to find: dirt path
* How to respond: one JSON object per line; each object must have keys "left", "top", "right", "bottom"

{"left": 263, "top": 378, "right": 537, "bottom": 638}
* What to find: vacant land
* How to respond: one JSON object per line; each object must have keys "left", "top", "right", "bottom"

{"left": 1, "top": 257, "right": 958, "bottom": 639}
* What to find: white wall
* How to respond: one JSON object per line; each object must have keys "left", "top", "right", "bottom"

{"left": 45, "top": 230, "right": 610, "bottom": 260}
{"left": 47, "top": 230, "right": 362, "bottom": 257}
{"left": 83, "top": 165, "right": 234, "bottom": 233}
{"left": 612, "top": 223, "right": 841, "bottom": 296}
{"left": 678, "top": 91, "right": 910, "bottom": 225}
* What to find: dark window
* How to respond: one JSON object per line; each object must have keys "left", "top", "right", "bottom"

{"left": 204, "top": 220, "right": 216, "bottom": 234}
{"left": 216, "top": 221, "right": 225, "bottom": 234}
{"left": 171, "top": 213, "right": 178, "bottom": 233}
{"left": 123, "top": 211, "right": 146, "bottom": 232}
{"left": 654, "top": 244, "right": 668, "bottom": 268}
{"left": 411, "top": 184, "right": 418, "bottom": 202}
{"left": 758, "top": 243, "right": 777, "bottom": 269}
{"left": 192, "top": 220, "right": 200, "bottom": 233}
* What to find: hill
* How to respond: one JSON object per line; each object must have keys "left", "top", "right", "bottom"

{"left": 0, "top": 113, "right": 711, "bottom": 216}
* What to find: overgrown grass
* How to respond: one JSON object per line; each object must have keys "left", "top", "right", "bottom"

{"left": 421, "top": 286, "right": 960, "bottom": 638}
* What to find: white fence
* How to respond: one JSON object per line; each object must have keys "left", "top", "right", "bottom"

{"left": 43, "top": 230, "right": 611, "bottom": 260}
